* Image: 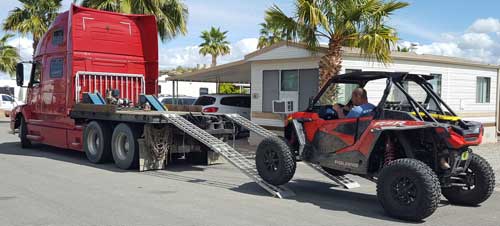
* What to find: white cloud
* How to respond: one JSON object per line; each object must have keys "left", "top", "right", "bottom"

{"left": 458, "top": 33, "right": 494, "bottom": 49}
{"left": 8, "top": 36, "right": 34, "bottom": 61}
{"left": 406, "top": 18, "right": 500, "bottom": 65}
{"left": 159, "top": 38, "right": 258, "bottom": 69}
{"left": 468, "top": 17, "right": 500, "bottom": 33}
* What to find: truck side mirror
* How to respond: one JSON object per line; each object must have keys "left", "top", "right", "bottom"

{"left": 16, "top": 63, "right": 24, "bottom": 87}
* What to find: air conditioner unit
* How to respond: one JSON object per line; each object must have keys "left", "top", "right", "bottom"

{"left": 272, "top": 100, "right": 295, "bottom": 114}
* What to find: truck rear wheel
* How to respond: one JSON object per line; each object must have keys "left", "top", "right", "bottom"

{"left": 83, "top": 121, "right": 111, "bottom": 163}
{"left": 111, "top": 123, "right": 140, "bottom": 170}
{"left": 442, "top": 154, "right": 495, "bottom": 206}
{"left": 377, "top": 158, "right": 441, "bottom": 221}
{"left": 255, "top": 136, "right": 296, "bottom": 186}
{"left": 19, "top": 117, "right": 32, "bottom": 148}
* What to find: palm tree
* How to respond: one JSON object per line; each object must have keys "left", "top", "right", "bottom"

{"left": 0, "top": 34, "right": 20, "bottom": 77}
{"left": 199, "top": 27, "right": 231, "bottom": 67}
{"left": 81, "top": 0, "right": 188, "bottom": 42}
{"left": 3, "top": 0, "right": 62, "bottom": 55}
{"left": 266, "top": 0, "right": 409, "bottom": 88}
{"left": 257, "top": 19, "right": 292, "bottom": 49}
{"left": 397, "top": 46, "right": 410, "bottom": 52}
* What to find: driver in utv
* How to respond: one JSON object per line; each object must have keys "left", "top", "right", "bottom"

{"left": 334, "top": 88, "right": 375, "bottom": 118}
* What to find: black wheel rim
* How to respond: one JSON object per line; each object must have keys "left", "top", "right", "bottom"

{"left": 462, "top": 168, "right": 476, "bottom": 190}
{"left": 391, "top": 176, "right": 417, "bottom": 206}
{"left": 263, "top": 149, "right": 280, "bottom": 172}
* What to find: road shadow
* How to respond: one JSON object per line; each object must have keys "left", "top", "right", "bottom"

{"left": 281, "top": 179, "right": 424, "bottom": 223}
{"left": 0, "top": 141, "right": 128, "bottom": 173}
{"left": 0, "top": 141, "right": 264, "bottom": 197}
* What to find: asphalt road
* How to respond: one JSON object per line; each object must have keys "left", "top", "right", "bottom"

{"left": 0, "top": 119, "right": 499, "bottom": 226}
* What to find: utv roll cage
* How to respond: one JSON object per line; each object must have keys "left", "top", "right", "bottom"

{"left": 311, "top": 71, "right": 464, "bottom": 125}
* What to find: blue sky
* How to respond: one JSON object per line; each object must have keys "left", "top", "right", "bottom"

{"left": 1, "top": 0, "right": 500, "bottom": 78}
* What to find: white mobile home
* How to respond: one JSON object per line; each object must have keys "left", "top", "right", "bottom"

{"left": 169, "top": 42, "right": 499, "bottom": 143}
{"left": 158, "top": 74, "right": 216, "bottom": 97}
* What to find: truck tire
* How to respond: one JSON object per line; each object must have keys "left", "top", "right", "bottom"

{"left": 377, "top": 158, "right": 441, "bottom": 221}
{"left": 19, "top": 117, "right": 32, "bottom": 148}
{"left": 442, "top": 154, "right": 495, "bottom": 206}
{"left": 111, "top": 123, "right": 140, "bottom": 170}
{"left": 83, "top": 121, "right": 112, "bottom": 163}
{"left": 256, "top": 136, "right": 296, "bottom": 186}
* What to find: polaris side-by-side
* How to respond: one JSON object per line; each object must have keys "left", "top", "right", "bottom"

{"left": 256, "top": 71, "right": 495, "bottom": 221}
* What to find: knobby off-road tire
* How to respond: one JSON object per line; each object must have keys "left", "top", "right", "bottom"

{"left": 256, "top": 136, "right": 296, "bottom": 186}
{"left": 19, "top": 117, "right": 32, "bottom": 148}
{"left": 442, "top": 154, "right": 495, "bottom": 206}
{"left": 377, "top": 158, "right": 441, "bottom": 221}
{"left": 111, "top": 123, "right": 140, "bottom": 170}
{"left": 83, "top": 121, "right": 112, "bottom": 164}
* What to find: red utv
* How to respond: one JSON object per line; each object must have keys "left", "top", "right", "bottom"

{"left": 255, "top": 71, "right": 495, "bottom": 221}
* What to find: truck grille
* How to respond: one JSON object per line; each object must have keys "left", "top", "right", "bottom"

{"left": 75, "top": 71, "right": 145, "bottom": 104}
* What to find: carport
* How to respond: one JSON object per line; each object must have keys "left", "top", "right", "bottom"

{"left": 166, "top": 60, "right": 251, "bottom": 102}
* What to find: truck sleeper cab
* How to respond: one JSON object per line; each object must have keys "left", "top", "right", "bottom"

{"left": 12, "top": 5, "right": 159, "bottom": 152}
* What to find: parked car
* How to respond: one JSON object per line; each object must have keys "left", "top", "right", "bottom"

{"left": 0, "top": 94, "right": 21, "bottom": 117}
{"left": 194, "top": 94, "right": 251, "bottom": 137}
{"left": 160, "top": 96, "right": 197, "bottom": 106}
{"left": 194, "top": 94, "right": 251, "bottom": 118}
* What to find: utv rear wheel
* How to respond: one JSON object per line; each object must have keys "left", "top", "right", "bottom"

{"left": 442, "top": 154, "right": 495, "bottom": 206}
{"left": 83, "top": 121, "right": 112, "bottom": 163}
{"left": 256, "top": 136, "right": 296, "bottom": 186}
{"left": 377, "top": 159, "right": 441, "bottom": 221}
{"left": 19, "top": 117, "right": 32, "bottom": 148}
{"left": 111, "top": 123, "right": 140, "bottom": 170}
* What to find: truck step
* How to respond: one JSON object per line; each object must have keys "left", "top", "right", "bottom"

{"left": 161, "top": 113, "right": 295, "bottom": 199}
{"left": 304, "top": 163, "right": 361, "bottom": 189}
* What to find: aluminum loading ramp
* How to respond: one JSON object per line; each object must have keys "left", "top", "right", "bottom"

{"left": 161, "top": 113, "right": 295, "bottom": 199}
{"left": 223, "top": 114, "right": 360, "bottom": 189}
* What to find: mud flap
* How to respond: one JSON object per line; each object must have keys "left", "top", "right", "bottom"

{"left": 138, "top": 139, "right": 166, "bottom": 171}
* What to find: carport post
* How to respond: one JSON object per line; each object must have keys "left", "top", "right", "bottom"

{"left": 216, "top": 77, "right": 220, "bottom": 94}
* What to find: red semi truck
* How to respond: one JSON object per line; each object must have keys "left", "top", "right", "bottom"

{"left": 11, "top": 5, "right": 158, "bottom": 151}
{"left": 10, "top": 5, "right": 295, "bottom": 199}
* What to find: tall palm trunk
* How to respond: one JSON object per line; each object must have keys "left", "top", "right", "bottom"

{"left": 32, "top": 39, "right": 39, "bottom": 56}
{"left": 211, "top": 55, "right": 217, "bottom": 67}
{"left": 318, "top": 40, "right": 343, "bottom": 104}
{"left": 318, "top": 40, "right": 343, "bottom": 89}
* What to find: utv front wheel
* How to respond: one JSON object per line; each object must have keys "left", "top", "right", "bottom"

{"left": 442, "top": 154, "right": 495, "bottom": 206}
{"left": 377, "top": 159, "right": 441, "bottom": 221}
{"left": 256, "top": 137, "right": 296, "bottom": 186}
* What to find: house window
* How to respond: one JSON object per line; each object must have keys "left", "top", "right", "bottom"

{"left": 281, "top": 70, "right": 298, "bottom": 91}
{"left": 476, "top": 77, "right": 491, "bottom": 103}
{"left": 199, "top": 87, "right": 209, "bottom": 95}
{"left": 49, "top": 58, "right": 64, "bottom": 78}
{"left": 52, "top": 29, "right": 64, "bottom": 45}
{"left": 429, "top": 74, "right": 442, "bottom": 96}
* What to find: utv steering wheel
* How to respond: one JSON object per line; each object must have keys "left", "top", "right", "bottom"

{"left": 318, "top": 105, "right": 339, "bottom": 120}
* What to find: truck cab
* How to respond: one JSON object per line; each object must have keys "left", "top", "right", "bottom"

{"left": 12, "top": 5, "right": 159, "bottom": 151}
